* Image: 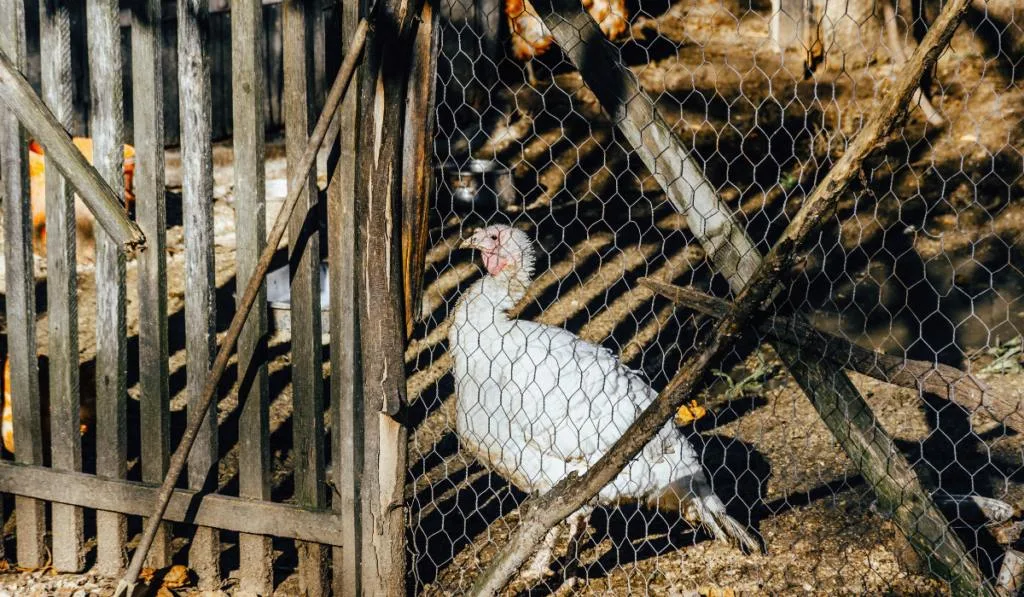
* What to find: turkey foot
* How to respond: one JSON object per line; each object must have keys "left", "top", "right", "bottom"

{"left": 519, "top": 507, "right": 592, "bottom": 585}
{"left": 520, "top": 525, "right": 560, "bottom": 584}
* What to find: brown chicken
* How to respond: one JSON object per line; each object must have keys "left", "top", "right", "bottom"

{"left": 29, "top": 138, "right": 136, "bottom": 261}
{"left": 505, "top": 0, "right": 629, "bottom": 80}
{"left": 1, "top": 356, "right": 96, "bottom": 455}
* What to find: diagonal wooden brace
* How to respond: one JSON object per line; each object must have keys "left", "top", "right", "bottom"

{"left": 0, "top": 48, "right": 145, "bottom": 254}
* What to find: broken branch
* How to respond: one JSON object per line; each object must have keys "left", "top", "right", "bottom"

{"left": 639, "top": 278, "right": 1020, "bottom": 434}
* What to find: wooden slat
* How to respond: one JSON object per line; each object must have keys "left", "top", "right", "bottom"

{"left": 88, "top": 0, "right": 129, "bottom": 576}
{"left": 0, "top": 462, "right": 347, "bottom": 545}
{"left": 0, "top": 0, "right": 46, "bottom": 570}
{"left": 400, "top": 0, "right": 440, "bottom": 336}
{"left": 231, "top": 0, "right": 273, "bottom": 593}
{"left": 38, "top": 0, "right": 84, "bottom": 573}
{"left": 283, "top": 0, "right": 327, "bottom": 593}
{"left": 328, "top": 0, "right": 362, "bottom": 591}
{"left": 353, "top": 0, "right": 421, "bottom": 591}
{"left": 132, "top": 0, "right": 172, "bottom": 570}
{"left": 176, "top": 0, "right": 220, "bottom": 586}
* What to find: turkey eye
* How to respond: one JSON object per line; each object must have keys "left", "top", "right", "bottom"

{"left": 489, "top": 234, "right": 497, "bottom": 240}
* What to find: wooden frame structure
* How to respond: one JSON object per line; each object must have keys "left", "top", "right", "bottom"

{"left": 0, "top": 0, "right": 432, "bottom": 593}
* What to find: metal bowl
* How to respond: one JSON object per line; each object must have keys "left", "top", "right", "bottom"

{"left": 266, "top": 261, "right": 330, "bottom": 337}
{"left": 439, "top": 158, "right": 514, "bottom": 214}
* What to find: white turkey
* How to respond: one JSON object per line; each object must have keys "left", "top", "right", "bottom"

{"left": 450, "top": 224, "right": 760, "bottom": 580}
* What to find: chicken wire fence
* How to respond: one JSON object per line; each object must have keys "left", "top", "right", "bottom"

{"left": 407, "top": 0, "right": 1024, "bottom": 594}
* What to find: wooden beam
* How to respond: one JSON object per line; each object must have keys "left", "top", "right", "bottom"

{"left": 89, "top": 0, "right": 131, "bottom": 577}
{"left": 283, "top": 0, "right": 328, "bottom": 593}
{"left": 132, "top": 0, "right": 172, "bottom": 570}
{"left": 328, "top": 0, "right": 363, "bottom": 592}
{"left": 639, "top": 279, "right": 1015, "bottom": 433}
{"left": 231, "top": 0, "right": 274, "bottom": 594}
{"left": 176, "top": 0, "right": 219, "bottom": 586}
{"left": 0, "top": 0, "right": 46, "bottom": 570}
{"left": 535, "top": 0, "right": 763, "bottom": 291}
{"left": 353, "top": 0, "right": 424, "bottom": 592}
{"left": 0, "top": 462, "right": 346, "bottom": 545}
{"left": 0, "top": 48, "right": 145, "bottom": 254}
{"left": 779, "top": 344, "right": 994, "bottom": 596}
{"left": 38, "top": 0, "right": 84, "bottom": 573}
{"left": 400, "top": 0, "right": 440, "bottom": 336}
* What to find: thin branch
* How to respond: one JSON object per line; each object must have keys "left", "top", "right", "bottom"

{"left": 469, "top": 0, "right": 978, "bottom": 592}
{"left": 640, "top": 278, "right": 1020, "bottom": 434}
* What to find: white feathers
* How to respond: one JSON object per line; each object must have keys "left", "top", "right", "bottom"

{"left": 449, "top": 225, "right": 760, "bottom": 552}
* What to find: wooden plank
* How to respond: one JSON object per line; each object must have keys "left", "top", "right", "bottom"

{"left": 132, "top": 0, "right": 172, "bottom": 570}
{"left": 38, "top": 0, "right": 84, "bottom": 573}
{"left": 0, "top": 0, "right": 46, "bottom": 570}
{"left": 0, "top": 51, "right": 145, "bottom": 253}
{"left": 400, "top": 0, "right": 439, "bottom": 337}
{"left": 328, "top": 0, "right": 362, "bottom": 591}
{"left": 283, "top": 0, "right": 327, "bottom": 594}
{"left": 88, "top": 0, "right": 130, "bottom": 576}
{"left": 0, "top": 462, "right": 347, "bottom": 545}
{"left": 176, "top": 0, "right": 220, "bottom": 586}
{"left": 353, "top": 0, "right": 421, "bottom": 591}
{"left": 231, "top": 0, "right": 273, "bottom": 594}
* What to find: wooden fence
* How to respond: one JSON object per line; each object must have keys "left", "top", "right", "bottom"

{"left": 0, "top": 0, "right": 427, "bottom": 593}
{"left": 17, "top": 0, "right": 340, "bottom": 145}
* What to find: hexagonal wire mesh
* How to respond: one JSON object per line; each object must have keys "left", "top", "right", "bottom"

{"left": 407, "top": 0, "right": 1024, "bottom": 593}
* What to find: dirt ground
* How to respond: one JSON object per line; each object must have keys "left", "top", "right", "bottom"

{"left": 1, "top": 0, "right": 1023, "bottom": 593}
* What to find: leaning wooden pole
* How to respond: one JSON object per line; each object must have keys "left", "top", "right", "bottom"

{"left": 0, "top": 48, "right": 144, "bottom": 253}
{"left": 114, "top": 20, "right": 371, "bottom": 595}
{"left": 470, "top": 0, "right": 986, "bottom": 593}
{"left": 353, "top": 0, "right": 426, "bottom": 591}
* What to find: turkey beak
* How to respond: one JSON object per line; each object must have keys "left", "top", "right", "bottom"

{"left": 460, "top": 233, "right": 480, "bottom": 250}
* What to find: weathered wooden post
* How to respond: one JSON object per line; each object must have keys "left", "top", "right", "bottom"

{"left": 328, "top": 0, "right": 364, "bottom": 593}
{"left": 132, "top": 0, "right": 172, "bottom": 572}
{"left": 232, "top": 0, "right": 274, "bottom": 594}
{"left": 0, "top": 0, "right": 45, "bottom": 570}
{"left": 283, "top": 0, "right": 330, "bottom": 593}
{"left": 89, "top": 0, "right": 131, "bottom": 576}
{"left": 38, "top": 0, "right": 84, "bottom": 573}
{"left": 353, "top": 0, "right": 426, "bottom": 591}
{"left": 176, "top": 0, "right": 220, "bottom": 586}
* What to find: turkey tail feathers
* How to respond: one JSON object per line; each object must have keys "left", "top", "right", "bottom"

{"left": 657, "top": 477, "right": 763, "bottom": 554}
{"left": 705, "top": 501, "right": 762, "bottom": 554}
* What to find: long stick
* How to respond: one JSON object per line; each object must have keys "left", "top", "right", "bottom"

{"left": 0, "top": 48, "right": 145, "bottom": 254}
{"left": 469, "top": 0, "right": 976, "bottom": 592}
{"left": 114, "top": 18, "right": 371, "bottom": 595}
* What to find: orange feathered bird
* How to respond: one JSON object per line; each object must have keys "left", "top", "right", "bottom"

{"left": 505, "top": 0, "right": 629, "bottom": 80}
{"left": 29, "top": 137, "right": 136, "bottom": 260}
{"left": 1, "top": 357, "right": 95, "bottom": 455}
